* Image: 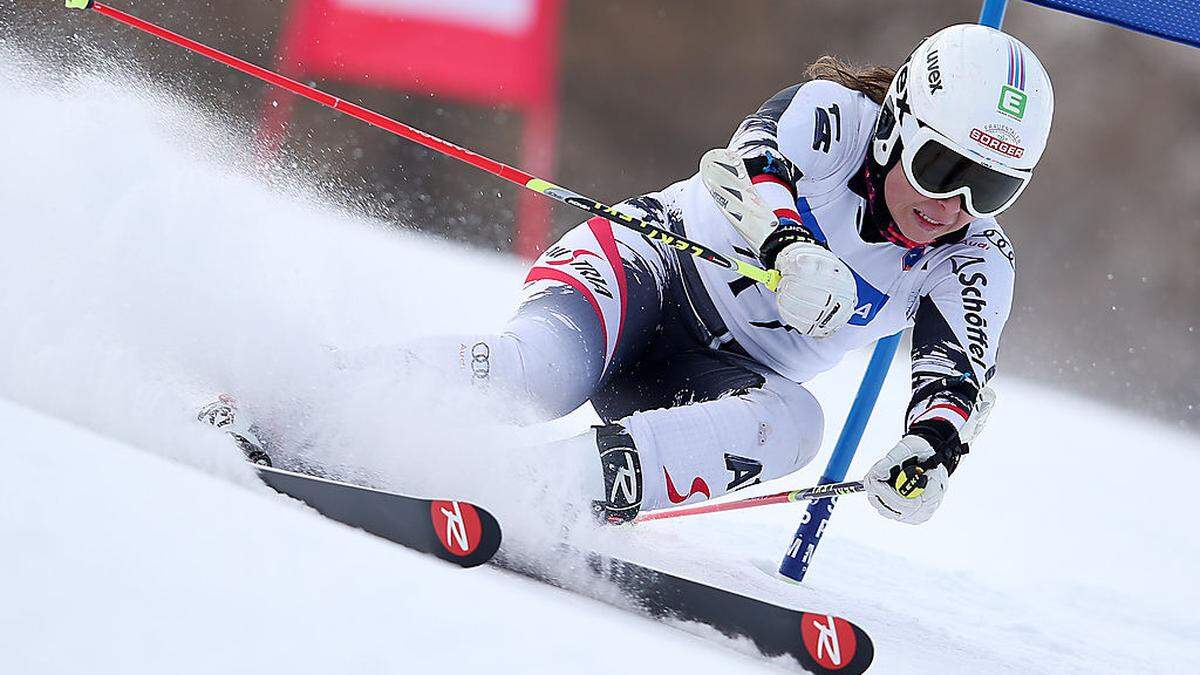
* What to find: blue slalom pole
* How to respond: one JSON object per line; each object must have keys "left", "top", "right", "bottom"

{"left": 978, "top": 0, "right": 1009, "bottom": 29}
{"left": 777, "top": 0, "right": 1010, "bottom": 584}
{"left": 777, "top": 332, "right": 902, "bottom": 581}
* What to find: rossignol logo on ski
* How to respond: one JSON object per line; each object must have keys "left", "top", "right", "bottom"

{"left": 430, "top": 500, "right": 483, "bottom": 556}
{"left": 800, "top": 613, "right": 858, "bottom": 670}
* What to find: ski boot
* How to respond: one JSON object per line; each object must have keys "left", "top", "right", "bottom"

{"left": 197, "top": 394, "right": 272, "bottom": 466}
{"left": 590, "top": 423, "right": 643, "bottom": 524}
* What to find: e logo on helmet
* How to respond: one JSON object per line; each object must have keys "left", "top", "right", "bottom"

{"left": 997, "top": 37, "right": 1033, "bottom": 121}
{"left": 997, "top": 86, "right": 1027, "bottom": 120}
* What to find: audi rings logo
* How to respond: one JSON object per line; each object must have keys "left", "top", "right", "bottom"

{"left": 469, "top": 341, "right": 490, "bottom": 382}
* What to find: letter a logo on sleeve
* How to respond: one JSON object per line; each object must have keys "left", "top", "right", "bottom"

{"left": 724, "top": 453, "right": 764, "bottom": 491}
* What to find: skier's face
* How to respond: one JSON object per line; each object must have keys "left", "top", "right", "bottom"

{"left": 883, "top": 164, "right": 976, "bottom": 244}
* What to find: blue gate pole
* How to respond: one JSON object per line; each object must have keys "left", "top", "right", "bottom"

{"left": 777, "top": 0, "right": 1010, "bottom": 584}
{"left": 979, "top": 0, "right": 1008, "bottom": 28}
{"left": 778, "top": 332, "right": 901, "bottom": 581}
{"left": 978, "top": 0, "right": 1009, "bottom": 29}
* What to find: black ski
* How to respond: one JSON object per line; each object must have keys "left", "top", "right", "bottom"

{"left": 252, "top": 464, "right": 501, "bottom": 568}
{"left": 250, "top": 465, "right": 872, "bottom": 671}
{"left": 510, "top": 551, "right": 875, "bottom": 674}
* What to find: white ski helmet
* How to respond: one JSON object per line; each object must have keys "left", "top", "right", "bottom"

{"left": 872, "top": 24, "right": 1054, "bottom": 218}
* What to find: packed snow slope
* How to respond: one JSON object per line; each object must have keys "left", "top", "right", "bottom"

{"left": 2, "top": 46, "right": 1198, "bottom": 673}
{"left": 0, "top": 398, "right": 775, "bottom": 674}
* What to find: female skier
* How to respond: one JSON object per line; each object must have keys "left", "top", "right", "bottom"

{"left": 206, "top": 24, "right": 1052, "bottom": 526}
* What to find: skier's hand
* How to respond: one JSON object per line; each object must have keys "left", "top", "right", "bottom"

{"left": 865, "top": 436, "right": 948, "bottom": 525}
{"left": 769, "top": 237, "right": 857, "bottom": 338}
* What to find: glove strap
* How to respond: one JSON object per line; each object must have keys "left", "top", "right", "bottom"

{"left": 908, "top": 419, "right": 969, "bottom": 475}
{"left": 760, "top": 224, "right": 824, "bottom": 270}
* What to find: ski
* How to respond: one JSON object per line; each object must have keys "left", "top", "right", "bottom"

{"left": 251, "top": 465, "right": 872, "bottom": 671}
{"left": 252, "top": 464, "right": 502, "bottom": 568}
{"left": 509, "top": 551, "right": 875, "bottom": 675}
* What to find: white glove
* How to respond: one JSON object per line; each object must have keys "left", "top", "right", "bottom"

{"left": 774, "top": 242, "right": 857, "bottom": 338}
{"left": 865, "top": 435, "right": 948, "bottom": 525}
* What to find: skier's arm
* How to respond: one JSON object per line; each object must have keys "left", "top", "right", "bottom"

{"left": 865, "top": 238, "right": 1014, "bottom": 524}
{"left": 723, "top": 84, "right": 809, "bottom": 241}
{"left": 699, "top": 81, "right": 859, "bottom": 337}
{"left": 707, "top": 80, "right": 853, "bottom": 252}
{"left": 905, "top": 243, "right": 1013, "bottom": 464}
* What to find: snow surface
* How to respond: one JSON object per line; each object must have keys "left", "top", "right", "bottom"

{"left": 2, "top": 46, "right": 1198, "bottom": 674}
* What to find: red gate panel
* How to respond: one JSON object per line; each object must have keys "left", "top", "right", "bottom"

{"left": 262, "top": 0, "right": 561, "bottom": 257}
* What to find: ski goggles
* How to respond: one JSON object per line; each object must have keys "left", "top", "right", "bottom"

{"left": 900, "top": 125, "right": 1032, "bottom": 219}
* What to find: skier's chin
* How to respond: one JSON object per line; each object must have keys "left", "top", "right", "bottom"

{"left": 896, "top": 209, "right": 969, "bottom": 244}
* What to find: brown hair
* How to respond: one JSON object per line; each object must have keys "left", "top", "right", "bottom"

{"left": 804, "top": 55, "right": 896, "bottom": 104}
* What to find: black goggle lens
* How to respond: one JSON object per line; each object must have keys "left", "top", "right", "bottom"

{"left": 911, "top": 140, "right": 1027, "bottom": 215}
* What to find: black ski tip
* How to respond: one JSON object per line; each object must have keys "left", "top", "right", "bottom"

{"left": 251, "top": 464, "right": 502, "bottom": 569}
{"left": 565, "top": 552, "right": 875, "bottom": 673}
{"left": 796, "top": 612, "right": 875, "bottom": 675}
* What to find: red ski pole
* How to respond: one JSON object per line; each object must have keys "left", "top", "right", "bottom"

{"left": 636, "top": 453, "right": 948, "bottom": 523}
{"left": 63, "top": 0, "right": 782, "bottom": 292}
{"left": 635, "top": 480, "right": 864, "bottom": 523}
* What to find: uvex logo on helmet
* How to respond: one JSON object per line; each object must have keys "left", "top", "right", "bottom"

{"left": 926, "top": 49, "right": 942, "bottom": 94}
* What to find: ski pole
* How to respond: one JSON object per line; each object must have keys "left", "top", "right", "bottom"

{"left": 62, "top": 0, "right": 782, "bottom": 292}
{"left": 636, "top": 454, "right": 942, "bottom": 523}
{"left": 635, "top": 480, "right": 865, "bottom": 523}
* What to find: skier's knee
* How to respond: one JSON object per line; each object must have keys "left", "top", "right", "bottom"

{"left": 506, "top": 330, "right": 599, "bottom": 418}
{"left": 754, "top": 377, "right": 824, "bottom": 471}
